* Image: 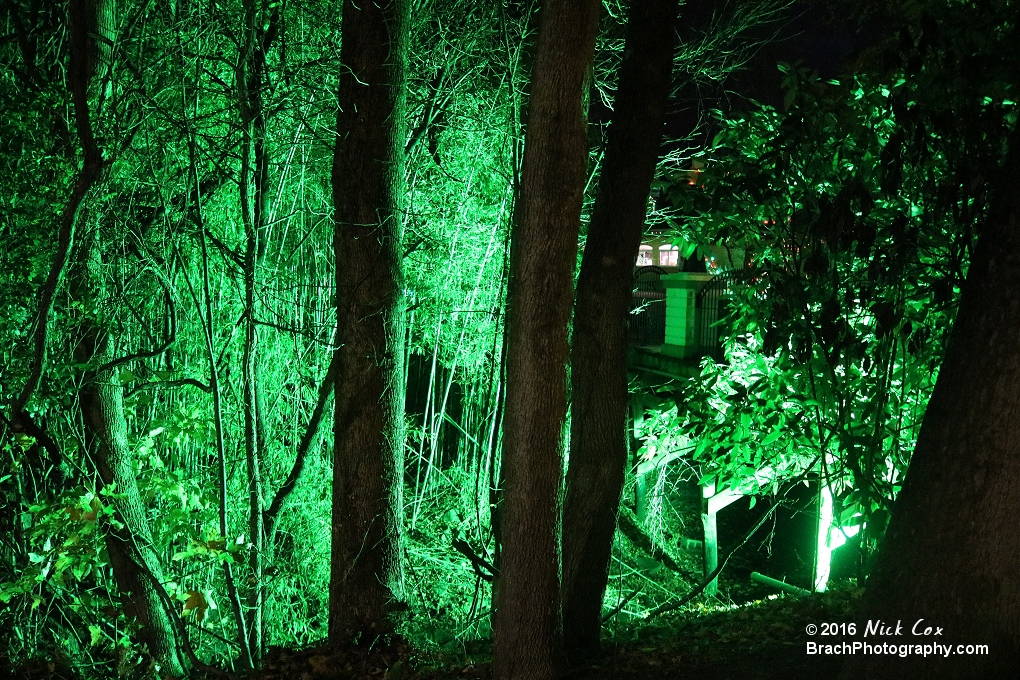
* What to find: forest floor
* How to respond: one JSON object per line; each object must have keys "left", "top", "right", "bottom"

{"left": 6, "top": 580, "right": 858, "bottom": 680}
{"left": 238, "top": 585, "right": 860, "bottom": 680}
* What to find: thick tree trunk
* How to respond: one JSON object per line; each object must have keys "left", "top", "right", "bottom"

{"left": 328, "top": 0, "right": 409, "bottom": 644}
{"left": 561, "top": 0, "right": 679, "bottom": 657}
{"left": 839, "top": 132, "right": 1020, "bottom": 678}
{"left": 491, "top": 0, "right": 600, "bottom": 678}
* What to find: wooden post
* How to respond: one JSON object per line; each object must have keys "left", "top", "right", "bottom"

{"left": 815, "top": 480, "right": 860, "bottom": 592}
{"left": 700, "top": 481, "right": 744, "bottom": 595}
{"left": 631, "top": 396, "right": 649, "bottom": 521}
{"left": 813, "top": 480, "right": 830, "bottom": 592}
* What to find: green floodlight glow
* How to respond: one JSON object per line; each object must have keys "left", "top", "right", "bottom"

{"left": 814, "top": 482, "right": 860, "bottom": 592}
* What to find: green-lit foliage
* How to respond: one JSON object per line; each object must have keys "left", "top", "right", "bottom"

{"left": 399, "top": 0, "right": 523, "bottom": 651}
{"left": 2, "top": 0, "right": 335, "bottom": 669}
{"left": 649, "top": 0, "right": 1017, "bottom": 567}
{"left": 1, "top": 0, "right": 529, "bottom": 671}
{"left": 0, "top": 0, "right": 798, "bottom": 670}
{"left": 6, "top": 0, "right": 1015, "bottom": 674}
{"left": 404, "top": 0, "right": 521, "bottom": 369}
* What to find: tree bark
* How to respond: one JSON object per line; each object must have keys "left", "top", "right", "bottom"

{"left": 491, "top": 0, "right": 601, "bottom": 678}
{"left": 561, "top": 0, "right": 679, "bottom": 657}
{"left": 12, "top": 0, "right": 112, "bottom": 415}
{"left": 63, "top": 1, "right": 184, "bottom": 675}
{"left": 72, "top": 250, "right": 186, "bottom": 678}
{"left": 839, "top": 130, "right": 1020, "bottom": 678}
{"left": 236, "top": 0, "right": 279, "bottom": 662}
{"left": 328, "top": 0, "right": 409, "bottom": 644}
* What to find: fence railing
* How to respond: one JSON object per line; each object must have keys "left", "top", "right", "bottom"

{"left": 630, "top": 268, "right": 732, "bottom": 360}
{"left": 695, "top": 274, "right": 731, "bottom": 361}
{"left": 630, "top": 266, "right": 667, "bottom": 346}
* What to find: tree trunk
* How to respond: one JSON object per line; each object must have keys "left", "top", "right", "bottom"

{"left": 561, "top": 0, "right": 679, "bottom": 657}
{"left": 64, "top": 1, "right": 185, "bottom": 675}
{"left": 839, "top": 131, "right": 1020, "bottom": 678}
{"left": 328, "top": 0, "right": 409, "bottom": 644}
{"left": 72, "top": 237, "right": 187, "bottom": 677}
{"left": 236, "top": 0, "right": 279, "bottom": 662}
{"left": 491, "top": 0, "right": 601, "bottom": 678}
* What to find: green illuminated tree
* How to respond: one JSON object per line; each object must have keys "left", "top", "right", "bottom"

{"left": 234, "top": 0, "right": 282, "bottom": 661}
{"left": 3, "top": 0, "right": 962, "bottom": 674}
{"left": 70, "top": 237, "right": 188, "bottom": 678}
{"left": 328, "top": 0, "right": 410, "bottom": 644}
{"left": 62, "top": 0, "right": 186, "bottom": 675}
{"left": 838, "top": 129, "right": 1020, "bottom": 679}
{"left": 563, "top": 0, "right": 791, "bottom": 641}
{"left": 837, "top": 2, "right": 1020, "bottom": 676}
{"left": 655, "top": 27, "right": 1005, "bottom": 578}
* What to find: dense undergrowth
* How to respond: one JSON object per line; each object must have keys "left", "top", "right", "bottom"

{"left": 4, "top": 0, "right": 1015, "bottom": 676}
{"left": 4, "top": 453, "right": 854, "bottom": 680}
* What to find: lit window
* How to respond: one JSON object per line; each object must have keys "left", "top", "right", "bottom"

{"left": 636, "top": 245, "right": 654, "bottom": 266}
{"left": 658, "top": 245, "right": 679, "bottom": 267}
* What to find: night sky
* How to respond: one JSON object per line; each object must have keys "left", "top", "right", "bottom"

{"left": 709, "top": 0, "right": 894, "bottom": 111}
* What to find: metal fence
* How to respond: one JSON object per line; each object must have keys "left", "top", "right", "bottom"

{"left": 630, "top": 268, "right": 732, "bottom": 359}
{"left": 695, "top": 274, "right": 731, "bottom": 361}
{"left": 630, "top": 266, "right": 667, "bottom": 346}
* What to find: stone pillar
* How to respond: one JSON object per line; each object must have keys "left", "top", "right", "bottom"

{"left": 661, "top": 273, "right": 712, "bottom": 357}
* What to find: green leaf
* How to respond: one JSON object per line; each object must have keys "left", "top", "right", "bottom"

{"left": 783, "top": 88, "right": 797, "bottom": 111}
